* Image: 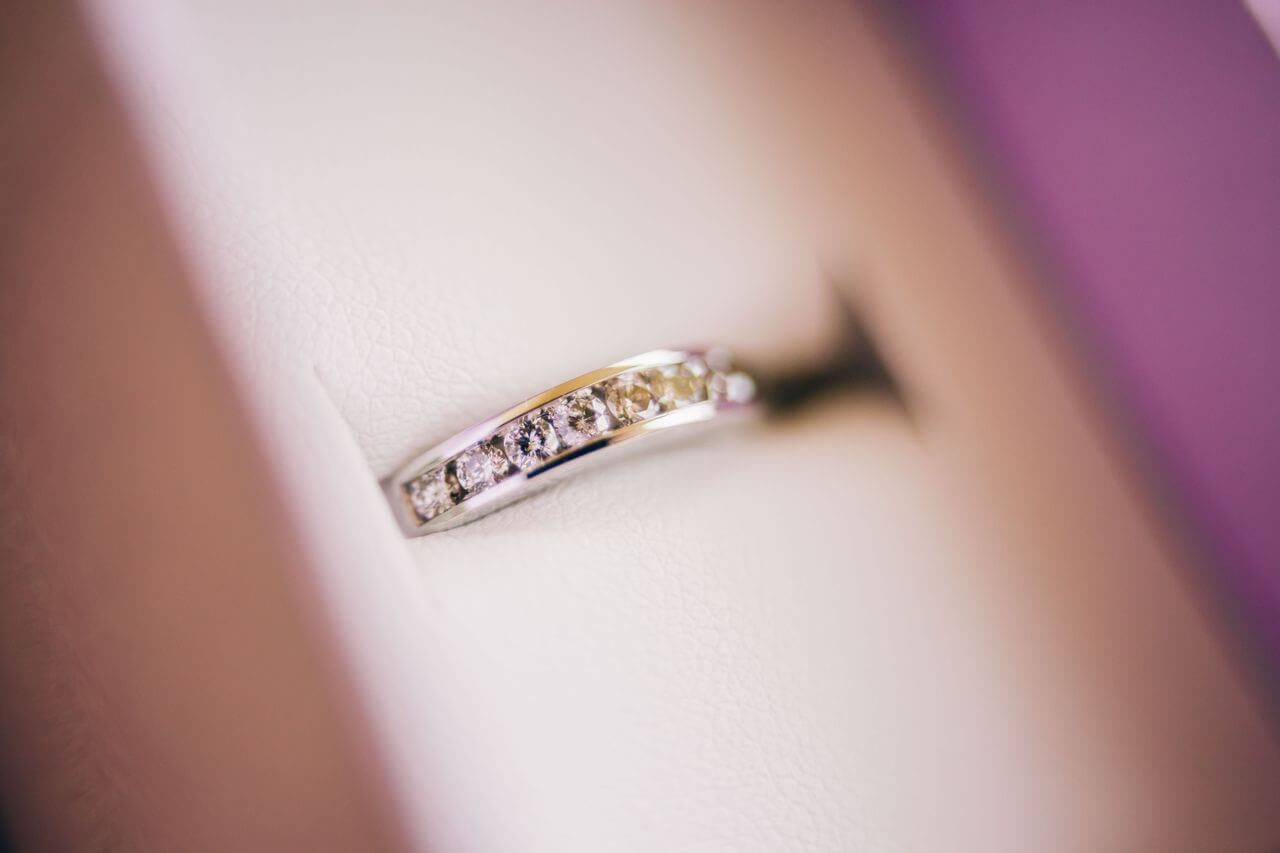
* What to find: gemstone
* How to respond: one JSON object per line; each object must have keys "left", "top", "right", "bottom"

{"left": 407, "top": 467, "right": 453, "bottom": 522}
{"left": 604, "top": 372, "right": 661, "bottom": 423}
{"left": 502, "top": 411, "right": 560, "bottom": 470}
{"left": 651, "top": 362, "right": 708, "bottom": 411}
{"left": 552, "top": 389, "right": 611, "bottom": 447}
{"left": 708, "top": 370, "right": 756, "bottom": 404}
{"left": 454, "top": 443, "right": 509, "bottom": 492}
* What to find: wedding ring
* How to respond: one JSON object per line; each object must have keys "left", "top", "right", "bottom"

{"left": 385, "top": 348, "right": 758, "bottom": 535}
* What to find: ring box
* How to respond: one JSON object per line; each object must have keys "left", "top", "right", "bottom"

{"left": 2, "top": 2, "right": 1277, "bottom": 849}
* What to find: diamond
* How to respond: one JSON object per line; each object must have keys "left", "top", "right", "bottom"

{"left": 552, "top": 389, "right": 611, "bottom": 447}
{"left": 604, "top": 372, "right": 661, "bottom": 423}
{"left": 407, "top": 467, "right": 454, "bottom": 522}
{"left": 502, "top": 411, "right": 560, "bottom": 470}
{"left": 651, "top": 362, "right": 708, "bottom": 411}
{"left": 454, "top": 443, "right": 509, "bottom": 493}
{"left": 708, "top": 369, "right": 756, "bottom": 404}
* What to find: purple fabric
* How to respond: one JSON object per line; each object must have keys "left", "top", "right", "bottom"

{"left": 901, "top": 2, "right": 1280, "bottom": 692}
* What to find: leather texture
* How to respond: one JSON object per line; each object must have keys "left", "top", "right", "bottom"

{"left": 89, "top": 1, "right": 1280, "bottom": 850}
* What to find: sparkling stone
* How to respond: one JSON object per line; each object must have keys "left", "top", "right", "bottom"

{"left": 708, "top": 370, "right": 756, "bottom": 404}
{"left": 552, "top": 389, "right": 611, "bottom": 447}
{"left": 651, "top": 362, "right": 708, "bottom": 411}
{"left": 407, "top": 467, "right": 453, "bottom": 522}
{"left": 604, "top": 372, "right": 661, "bottom": 423}
{"left": 502, "top": 411, "right": 560, "bottom": 470}
{"left": 454, "top": 443, "right": 509, "bottom": 492}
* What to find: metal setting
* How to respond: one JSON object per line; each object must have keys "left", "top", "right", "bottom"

{"left": 384, "top": 348, "right": 757, "bottom": 535}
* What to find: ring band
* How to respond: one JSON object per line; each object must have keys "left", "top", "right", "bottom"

{"left": 385, "top": 348, "right": 758, "bottom": 535}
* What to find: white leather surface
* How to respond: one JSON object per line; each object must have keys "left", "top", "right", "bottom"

{"left": 90, "top": 1, "right": 1280, "bottom": 850}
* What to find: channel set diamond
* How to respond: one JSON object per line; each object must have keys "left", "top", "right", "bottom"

{"left": 502, "top": 411, "right": 561, "bottom": 471}
{"left": 708, "top": 369, "right": 756, "bottom": 404}
{"left": 651, "top": 361, "right": 708, "bottom": 411}
{"left": 406, "top": 467, "right": 454, "bottom": 522}
{"left": 604, "top": 372, "right": 661, "bottom": 423}
{"left": 454, "top": 443, "right": 509, "bottom": 492}
{"left": 552, "top": 389, "right": 611, "bottom": 447}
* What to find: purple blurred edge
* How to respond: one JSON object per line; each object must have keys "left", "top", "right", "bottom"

{"left": 893, "top": 0, "right": 1280, "bottom": 717}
